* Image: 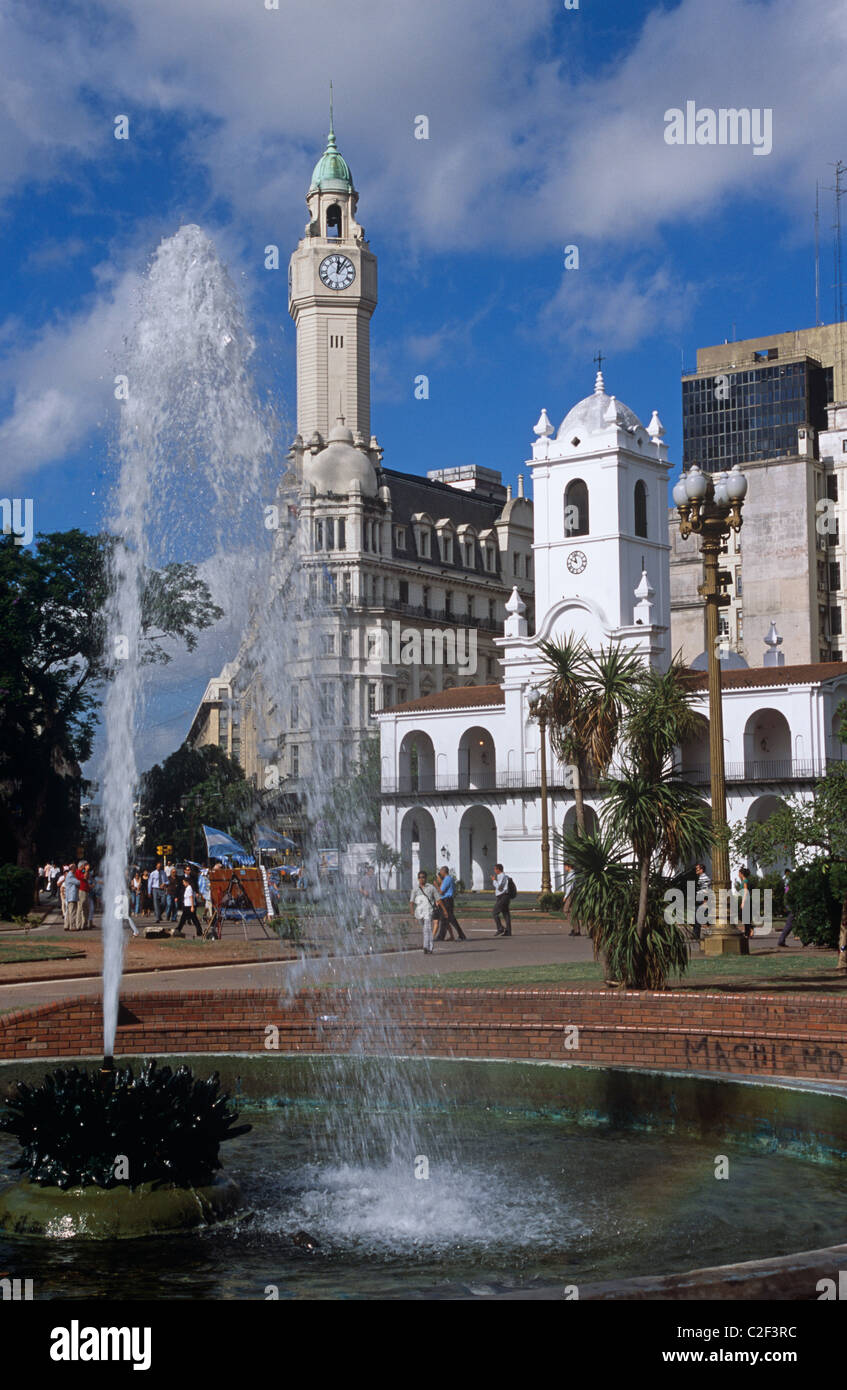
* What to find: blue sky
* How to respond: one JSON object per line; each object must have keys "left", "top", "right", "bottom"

{"left": 1, "top": 0, "right": 845, "bottom": 767}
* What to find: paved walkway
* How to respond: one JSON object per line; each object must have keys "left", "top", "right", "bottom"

{"left": 0, "top": 909, "right": 793, "bottom": 1013}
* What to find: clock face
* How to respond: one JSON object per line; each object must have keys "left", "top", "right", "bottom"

{"left": 319, "top": 254, "right": 356, "bottom": 291}
{"left": 567, "top": 549, "right": 588, "bottom": 575}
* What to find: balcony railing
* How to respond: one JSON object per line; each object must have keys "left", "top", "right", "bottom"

{"left": 382, "top": 758, "right": 846, "bottom": 797}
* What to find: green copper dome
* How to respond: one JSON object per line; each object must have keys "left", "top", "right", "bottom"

{"left": 309, "top": 125, "right": 354, "bottom": 193}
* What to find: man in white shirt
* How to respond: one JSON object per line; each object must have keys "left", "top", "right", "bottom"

{"left": 492, "top": 863, "right": 512, "bottom": 937}
{"left": 409, "top": 871, "right": 437, "bottom": 954}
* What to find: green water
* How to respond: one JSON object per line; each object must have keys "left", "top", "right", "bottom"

{"left": 1, "top": 1096, "right": 845, "bottom": 1300}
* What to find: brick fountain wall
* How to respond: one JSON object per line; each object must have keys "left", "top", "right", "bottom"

{"left": 1, "top": 988, "right": 847, "bottom": 1082}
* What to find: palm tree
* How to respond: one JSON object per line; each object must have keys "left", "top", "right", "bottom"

{"left": 557, "top": 659, "right": 713, "bottom": 989}
{"left": 540, "top": 637, "right": 641, "bottom": 832}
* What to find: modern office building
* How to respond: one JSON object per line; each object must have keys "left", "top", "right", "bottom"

{"left": 671, "top": 325, "right": 847, "bottom": 667}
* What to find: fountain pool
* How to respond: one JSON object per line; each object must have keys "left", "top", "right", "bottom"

{"left": 1, "top": 1057, "right": 845, "bottom": 1300}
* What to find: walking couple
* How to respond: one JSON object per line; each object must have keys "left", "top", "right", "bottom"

{"left": 409, "top": 866, "right": 467, "bottom": 953}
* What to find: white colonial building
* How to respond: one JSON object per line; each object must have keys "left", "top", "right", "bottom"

{"left": 378, "top": 376, "right": 847, "bottom": 891}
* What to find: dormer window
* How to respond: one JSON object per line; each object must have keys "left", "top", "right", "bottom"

{"left": 411, "top": 514, "right": 434, "bottom": 560}
{"left": 395, "top": 526, "right": 406, "bottom": 550}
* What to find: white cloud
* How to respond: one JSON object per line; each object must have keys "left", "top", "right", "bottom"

{"left": 3, "top": 0, "right": 847, "bottom": 484}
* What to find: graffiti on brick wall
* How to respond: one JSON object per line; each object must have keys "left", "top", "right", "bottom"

{"left": 684, "top": 1035, "right": 846, "bottom": 1074}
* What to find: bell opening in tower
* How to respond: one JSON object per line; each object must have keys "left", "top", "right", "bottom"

{"left": 326, "top": 203, "right": 342, "bottom": 238}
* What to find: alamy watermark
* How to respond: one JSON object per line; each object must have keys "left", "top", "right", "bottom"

{"left": 1, "top": 497, "right": 33, "bottom": 546}
{"left": 664, "top": 103, "right": 773, "bottom": 157}
{"left": 664, "top": 882, "right": 773, "bottom": 929}
{"left": 366, "top": 621, "right": 477, "bottom": 675}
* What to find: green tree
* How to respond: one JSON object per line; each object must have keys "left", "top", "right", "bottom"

{"left": 137, "top": 743, "right": 253, "bottom": 859}
{"left": 730, "top": 706, "right": 847, "bottom": 970}
{"left": 0, "top": 530, "right": 223, "bottom": 868}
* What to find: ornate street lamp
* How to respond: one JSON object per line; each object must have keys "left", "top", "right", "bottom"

{"left": 527, "top": 686, "right": 552, "bottom": 894}
{"left": 673, "top": 464, "right": 748, "bottom": 956}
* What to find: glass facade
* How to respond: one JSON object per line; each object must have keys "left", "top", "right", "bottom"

{"left": 682, "top": 358, "right": 833, "bottom": 471}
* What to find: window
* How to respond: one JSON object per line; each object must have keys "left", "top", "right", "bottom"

{"left": 342, "top": 571, "right": 352, "bottom": 603}
{"left": 419, "top": 529, "right": 431, "bottom": 558}
{"left": 329, "top": 333, "right": 344, "bottom": 348}
{"left": 384, "top": 683, "right": 393, "bottom": 708}
{"left": 291, "top": 746, "right": 299, "bottom": 777}
{"left": 325, "top": 518, "right": 335, "bottom": 549}
{"left": 337, "top": 518, "right": 346, "bottom": 549}
{"left": 736, "top": 571, "right": 743, "bottom": 596}
{"left": 395, "top": 526, "right": 406, "bottom": 549}
{"left": 340, "top": 682, "right": 350, "bottom": 725}
{"left": 513, "top": 553, "right": 519, "bottom": 575}
{"left": 319, "top": 682, "right": 335, "bottom": 721}
{"left": 564, "top": 479, "right": 589, "bottom": 536}
{"left": 488, "top": 598, "right": 496, "bottom": 624}
{"left": 396, "top": 685, "right": 408, "bottom": 704}
{"left": 526, "top": 555, "right": 533, "bottom": 578}
{"left": 321, "top": 633, "right": 335, "bottom": 656}
{"left": 634, "top": 480, "right": 648, "bottom": 539}
{"left": 737, "top": 611, "right": 743, "bottom": 640}
{"left": 485, "top": 656, "right": 494, "bottom": 677}
{"left": 217, "top": 687, "right": 228, "bottom": 701}
{"left": 314, "top": 519, "right": 323, "bottom": 549}
{"left": 467, "top": 594, "right": 474, "bottom": 617}
{"left": 831, "top": 607, "right": 843, "bottom": 637}
{"left": 367, "top": 683, "right": 378, "bottom": 718}
{"left": 367, "top": 633, "right": 380, "bottom": 658}
{"left": 399, "top": 580, "right": 409, "bottom": 603}
{"left": 423, "top": 585, "right": 431, "bottom": 614}
{"left": 463, "top": 539, "right": 475, "bottom": 568}
{"left": 842, "top": 441, "right": 847, "bottom": 454}
{"left": 341, "top": 629, "right": 352, "bottom": 657}
{"left": 831, "top": 562, "right": 842, "bottom": 591}
{"left": 485, "top": 545, "right": 496, "bottom": 571}
{"left": 445, "top": 591, "right": 453, "bottom": 617}
{"left": 440, "top": 531, "right": 454, "bottom": 563}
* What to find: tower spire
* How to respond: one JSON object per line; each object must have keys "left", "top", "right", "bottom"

{"left": 328, "top": 80, "right": 336, "bottom": 149}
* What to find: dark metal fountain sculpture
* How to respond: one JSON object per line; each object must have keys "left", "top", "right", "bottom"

{"left": 0, "top": 1060, "right": 251, "bottom": 1238}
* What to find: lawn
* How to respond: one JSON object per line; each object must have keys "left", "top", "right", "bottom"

{"left": 356, "top": 951, "right": 847, "bottom": 992}
{"left": 0, "top": 942, "right": 87, "bottom": 965}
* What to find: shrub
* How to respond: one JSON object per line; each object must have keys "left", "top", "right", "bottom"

{"left": 0, "top": 1061, "right": 250, "bottom": 1189}
{"left": 273, "top": 913, "right": 304, "bottom": 943}
{"left": 0, "top": 865, "right": 35, "bottom": 921}
{"left": 787, "top": 862, "right": 847, "bottom": 949}
{"left": 537, "top": 891, "right": 565, "bottom": 912}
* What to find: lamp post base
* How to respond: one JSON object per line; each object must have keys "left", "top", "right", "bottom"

{"left": 703, "top": 931, "right": 749, "bottom": 957}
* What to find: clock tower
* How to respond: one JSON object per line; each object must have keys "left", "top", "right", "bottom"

{"left": 289, "top": 112, "right": 378, "bottom": 445}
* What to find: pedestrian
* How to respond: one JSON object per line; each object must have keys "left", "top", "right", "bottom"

{"left": 140, "top": 869, "right": 151, "bottom": 916}
{"left": 410, "top": 870, "right": 438, "bottom": 953}
{"left": 777, "top": 868, "right": 794, "bottom": 947}
{"left": 174, "top": 874, "right": 202, "bottom": 938}
{"left": 86, "top": 864, "right": 97, "bottom": 927}
{"left": 492, "top": 863, "right": 512, "bottom": 937}
{"left": 198, "top": 863, "right": 211, "bottom": 926}
{"left": 736, "top": 866, "right": 752, "bottom": 939}
{"left": 691, "top": 862, "right": 711, "bottom": 941}
{"left": 165, "top": 866, "right": 180, "bottom": 922}
{"left": 73, "top": 861, "right": 91, "bottom": 932}
{"left": 148, "top": 860, "right": 164, "bottom": 923}
{"left": 563, "top": 862, "right": 578, "bottom": 935}
{"left": 130, "top": 867, "right": 143, "bottom": 917}
{"left": 358, "top": 864, "right": 381, "bottom": 933}
{"left": 435, "top": 866, "right": 467, "bottom": 941}
{"left": 62, "top": 863, "right": 79, "bottom": 931}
